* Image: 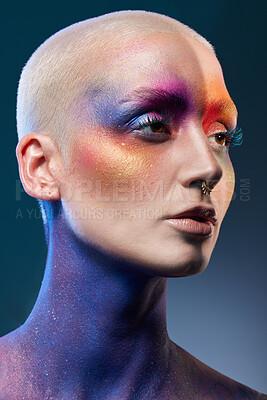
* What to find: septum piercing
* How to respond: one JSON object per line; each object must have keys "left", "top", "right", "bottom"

{"left": 201, "top": 180, "right": 214, "bottom": 195}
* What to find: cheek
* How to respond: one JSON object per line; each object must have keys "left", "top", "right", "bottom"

{"left": 213, "top": 155, "right": 235, "bottom": 216}
{"left": 223, "top": 156, "right": 235, "bottom": 200}
{"left": 64, "top": 132, "right": 161, "bottom": 203}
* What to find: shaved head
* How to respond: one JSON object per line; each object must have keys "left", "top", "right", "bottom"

{"left": 16, "top": 10, "right": 215, "bottom": 153}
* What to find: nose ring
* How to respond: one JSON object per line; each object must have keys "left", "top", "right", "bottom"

{"left": 201, "top": 180, "right": 214, "bottom": 195}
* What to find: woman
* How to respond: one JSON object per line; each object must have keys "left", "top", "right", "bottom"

{"left": 1, "top": 10, "right": 265, "bottom": 400}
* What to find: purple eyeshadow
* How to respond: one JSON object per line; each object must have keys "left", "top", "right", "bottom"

{"left": 90, "top": 79, "right": 194, "bottom": 130}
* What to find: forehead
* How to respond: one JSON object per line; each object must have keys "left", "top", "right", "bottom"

{"left": 70, "top": 31, "right": 237, "bottom": 131}
{"left": 100, "top": 31, "right": 227, "bottom": 97}
{"left": 107, "top": 32, "right": 217, "bottom": 77}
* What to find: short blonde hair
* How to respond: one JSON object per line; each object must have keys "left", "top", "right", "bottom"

{"left": 16, "top": 10, "right": 215, "bottom": 152}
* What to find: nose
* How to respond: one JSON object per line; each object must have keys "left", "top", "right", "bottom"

{"left": 177, "top": 123, "right": 223, "bottom": 191}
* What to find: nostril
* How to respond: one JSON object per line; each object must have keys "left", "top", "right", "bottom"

{"left": 210, "top": 168, "right": 223, "bottom": 188}
{"left": 207, "top": 180, "right": 216, "bottom": 190}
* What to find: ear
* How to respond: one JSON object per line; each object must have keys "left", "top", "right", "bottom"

{"left": 16, "top": 133, "right": 62, "bottom": 201}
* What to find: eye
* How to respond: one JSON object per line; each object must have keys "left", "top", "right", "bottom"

{"left": 208, "top": 126, "right": 243, "bottom": 150}
{"left": 145, "top": 121, "right": 165, "bottom": 133}
{"left": 214, "top": 132, "right": 229, "bottom": 146}
{"left": 126, "top": 111, "right": 172, "bottom": 142}
{"left": 207, "top": 123, "right": 233, "bottom": 150}
{"left": 208, "top": 132, "right": 229, "bottom": 150}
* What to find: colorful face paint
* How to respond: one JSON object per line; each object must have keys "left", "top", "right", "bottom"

{"left": 4, "top": 25, "right": 254, "bottom": 400}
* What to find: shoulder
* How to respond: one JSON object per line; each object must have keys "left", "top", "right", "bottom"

{"left": 171, "top": 342, "right": 267, "bottom": 400}
{"left": 197, "top": 374, "right": 267, "bottom": 400}
{"left": 0, "top": 330, "right": 28, "bottom": 396}
{"left": 195, "top": 354, "right": 266, "bottom": 399}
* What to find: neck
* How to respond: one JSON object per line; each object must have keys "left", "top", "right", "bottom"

{"left": 19, "top": 214, "right": 171, "bottom": 397}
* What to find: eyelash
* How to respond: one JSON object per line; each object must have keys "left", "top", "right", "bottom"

{"left": 136, "top": 111, "right": 171, "bottom": 126}
{"left": 219, "top": 126, "right": 243, "bottom": 147}
{"left": 127, "top": 111, "right": 172, "bottom": 140}
{"left": 127, "top": 111, "right": 244, "bottom": 147}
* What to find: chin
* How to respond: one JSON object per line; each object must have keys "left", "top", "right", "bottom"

{"left": 112, "top": 243, "right": 211, "bottom": 278}
{"left": 153, "top": 254, "right": 208, "bottom": 278}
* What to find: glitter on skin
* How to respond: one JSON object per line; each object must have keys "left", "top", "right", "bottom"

{"left": 2, "top": 12, "right": 264, "bottom": 400}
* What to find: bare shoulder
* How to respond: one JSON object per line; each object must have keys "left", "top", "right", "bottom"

{"left": 196, "top": 363, "right": 267, "bottom": 400}
{"left": 0, "top": 330, "right": 29, "bottom": 398}
{"left": 170, "top": 341, "right": 267, "bottom": 400}
{"left": 0, "top": 332, "right": 17, "bottom": 382}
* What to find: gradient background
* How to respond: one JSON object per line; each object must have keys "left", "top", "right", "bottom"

{"left": 1, "top": 0, "right": 266, "bottom": 394}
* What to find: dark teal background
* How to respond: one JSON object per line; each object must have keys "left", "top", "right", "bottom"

{"left": 1, "top": 0, "right": 266, "bottom": 393}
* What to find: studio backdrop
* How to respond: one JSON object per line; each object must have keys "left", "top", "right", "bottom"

{"left": 1, "top": 0, "right": 266, "bottom": 394}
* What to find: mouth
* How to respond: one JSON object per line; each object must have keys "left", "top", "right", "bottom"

{"left": 165, "top": 206, "right": 218, "bottom": 238}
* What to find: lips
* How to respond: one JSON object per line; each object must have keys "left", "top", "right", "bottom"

{"left": 165, "top": 206, "right": 218, "bottom": 237}
{"left": 169, "top": 206, "right": 218, "bottom": 225}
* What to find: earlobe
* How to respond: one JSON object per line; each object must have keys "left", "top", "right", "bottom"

{"left": 16, "top": 132, "right": 61, "bottom": 201}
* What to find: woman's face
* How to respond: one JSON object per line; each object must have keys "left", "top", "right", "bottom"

{"left": 59, "top": 32, "right": 237, "bottom": 277}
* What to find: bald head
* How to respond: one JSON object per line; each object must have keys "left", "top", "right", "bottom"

{"left": 16, "top": 10, "right": 215, "bottom": 152}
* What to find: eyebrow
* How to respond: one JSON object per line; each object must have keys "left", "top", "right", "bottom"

{"left": 119, "top": 87, "right": 189, "bottom": 113}
{"left": 108, "top": 87, "right": 193, "bottom": 127}
{"left": 119, "top": 87, "right": 238, "bottom": 122}
{"left": 203, "top": 98, "right": 238, "bottom": 126}
{"left": 91, "top": 84, "right": 239, "bottom": 129}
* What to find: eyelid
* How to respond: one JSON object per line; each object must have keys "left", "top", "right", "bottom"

{"left": 206, "top": 121, "right": 229, "bottom": 133}
{"left": 126, "top": 110, "right": 172, "bottom": 129}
